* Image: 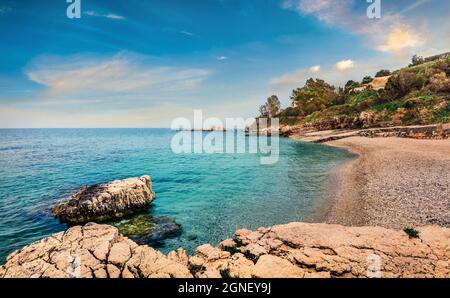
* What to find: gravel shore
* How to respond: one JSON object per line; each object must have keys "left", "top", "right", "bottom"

{"left": 323, "top": 137, "right": 450, "bottom": 229}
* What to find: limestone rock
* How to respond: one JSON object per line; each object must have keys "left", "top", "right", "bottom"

{"left": 252, "top": 255, "right": 306, "bottom": 278}
{"left": 0, "top": 223, "right": 191, "bottom": 278}
{"left": 1, "top": 222, "right": 449, "bottom": 278}
{"left": 219, "top": 239, "right": 236, "bottom": 249}
{"left": 167, "top": 248, "right": 189, "bottom": 267}
{"left": 52, "top": 176, "right": 155, "bottom": 223}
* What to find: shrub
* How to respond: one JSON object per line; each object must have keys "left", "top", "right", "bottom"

{"left": 434, "top": 57, "right": 450, "bottom": 76}
{"left": 410, "top": 54, "right": 424, "bottom": 66}
{"left": 350, "top": 89, "right": 379, "bottom": 107}
{"left": 433, "top": 102, "right": 450, "bottom": 123}
{"left": 280, "top": 107, "right": 303, "bottom": 117}
{"left": 222, "top": 246, "right": 240, "bottom": 255}
{"left": 375, "top": 69, "right": 391, "bottom": 77}
{"left": 372, "top": 100, "right": 403, "bottom": 113}
{"left": 344, "top": 80, "right": 360, "bottom": 95}
{"left": 401, "top": 110, "right": 418, "bottom": 124}
{"left": 220, "top": 268, "right": 238, "bottom": 279}
{"left": 428, "top": 72, "right": 450, "bottom": 92}
{"left": 385, "top": 70, "right": 426, "bottom": 100}
{"left": 404, "top": 228, "right": 420, "bottom": 239}
{"left": 233, "top": 238, "right": 244, "bottom": 247}
{"left": 362, "top": 76, "right": 374, "bottom": 84}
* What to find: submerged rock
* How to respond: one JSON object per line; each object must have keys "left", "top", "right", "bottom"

{"left": 52, "top": 176, "right": 155, "bottom": 224}
{"left": 113, "top": 214, "right": 182, "bottom": 247}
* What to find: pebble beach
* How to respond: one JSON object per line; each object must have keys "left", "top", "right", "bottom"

{"left": 325, "top": 137, "right": 450, "bottom": 229}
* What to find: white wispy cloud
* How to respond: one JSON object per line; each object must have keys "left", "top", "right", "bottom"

{"left": 84, "top": 11, "right": 125, "bottom": 20}
{"left": 308, "top": 65, "right": 320, "bottom": 74}
{"left": 25, "top": 53, "right": 210, "bottom": 99}
{"left": 165, "top": 28, "right": 196, "bottom": 37}
{"left": 335, "top": 59, "right": 354, "bottom": 71}
{"left": 270, "top": 68, "right": 307, "bottom": 87}
{"left": 216, "top": 56, "right": 228, "bottom": 61}
{"left": 180, "top": 30, "right": 194, "bottom": 36}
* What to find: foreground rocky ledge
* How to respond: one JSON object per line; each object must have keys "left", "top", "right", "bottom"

{"left": 1, "top": 222, "right": 448, "bottom": 278}
{"left": 52, "top": 176, "right": 155, "bottom": 223}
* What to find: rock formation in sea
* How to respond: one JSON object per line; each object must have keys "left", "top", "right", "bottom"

{"left": 1, "top": 222, "right": 448, "bottom": 278}
{"left": 52, "top": 176, "right": 155, "bottom": 224}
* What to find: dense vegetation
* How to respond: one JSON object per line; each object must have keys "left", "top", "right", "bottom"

{"left": 265, "top": 54, "right": 450, "bottom": 130}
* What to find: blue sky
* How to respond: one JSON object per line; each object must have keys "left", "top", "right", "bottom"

{"left": 0, "top": 0, "right": 449, "bottom": 127}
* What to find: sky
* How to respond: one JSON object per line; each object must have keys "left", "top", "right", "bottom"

{"left": 0, "top": 0, "right": 449, "bottom": 128}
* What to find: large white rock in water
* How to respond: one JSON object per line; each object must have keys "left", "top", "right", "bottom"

{"left": 52, "top": 176, "right": 155, "bottom": 223}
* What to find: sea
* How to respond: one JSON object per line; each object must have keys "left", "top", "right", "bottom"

{"left": 0, "top": 128, "right": 355, "bottom": 262}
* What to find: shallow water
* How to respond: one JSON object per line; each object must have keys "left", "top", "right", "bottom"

{"left": 0, "top": 129, "right": 354, "bottom": 262}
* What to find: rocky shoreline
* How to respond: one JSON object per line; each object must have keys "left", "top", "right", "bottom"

{"left": 1, "top": 222, "right": 448, "bottom": 278}
{"left": 1, "top": 127, "right": 450, "bottom": 278}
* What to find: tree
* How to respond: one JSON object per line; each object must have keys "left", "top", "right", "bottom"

{"left": 362, "top": 76, "right": 374, "bottom": 84}
{"left": 410, "top": 54, "right": 424, "bottom": 66}
{"left": 259, "top": 105, "right": 269, "bottom": 117}
{"left": 266, "top": 95, "right": 281, "bottom": 117}
{"left": 290, "top": 78, "right": 337, "bottom": 115}
{"left": 259, "top": 95, "right": 281, "bottom": 117}
{"left": 375, "top": 69, "right": 391, "bottom": 77}
{"left": 344, "top": 80, "right": 359, "bottom": 92}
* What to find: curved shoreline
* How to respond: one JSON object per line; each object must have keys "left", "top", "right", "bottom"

{"left": 304, "top": 136, "right": 450, "bottom": 229}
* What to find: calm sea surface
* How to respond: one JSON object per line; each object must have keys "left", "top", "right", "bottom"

{"left": 0, "top": 129, "right": 355, "bottom": 262}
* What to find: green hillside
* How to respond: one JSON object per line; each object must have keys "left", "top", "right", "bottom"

{"left": 270, "top": 54, "right": 450, "bottom": 130}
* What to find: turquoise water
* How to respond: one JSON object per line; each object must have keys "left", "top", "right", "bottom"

{"left": 0, "top": 129, "right": 354, "bottom": 263}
